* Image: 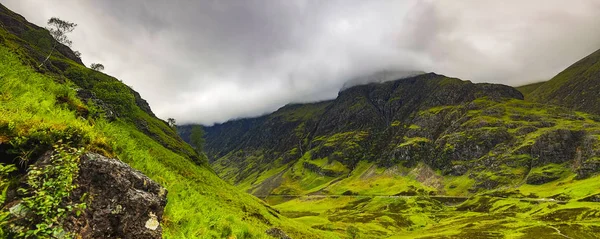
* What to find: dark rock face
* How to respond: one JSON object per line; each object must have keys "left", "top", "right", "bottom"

{"left": 197, "top": 71, "right": 600, "bottom": 194}
{"left": 526, "top": 172, "right": 561, "bottom": 185}
{"left": 529, "top": 129, "right": 585, "bottom": 166}
{"left": 130, "top": 88, "right": 157, "bottom": 118}
{"left": 579, "top": 193, "right": 600, "bottom": 202}
{"left": 576, "top": 160, "right": 600, "bottom": 179}
{"left": 69, "top": 153, "right": 167, "bottom": 239}
{"left": 76, "top": 89, "right": 117, "bottom": 121}
{"left": 193, "top": 73, "right": 530, "bottom": 192}
{"left": 265, "top": 228, "right": 291, "bottom": 239}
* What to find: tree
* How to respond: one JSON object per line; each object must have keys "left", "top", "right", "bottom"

{"left": 167, "top": 118, "right": 176, "bottom": 128}
{"left": 39, "top": 17, "right": 77, "bottom": 68}
{"left": 190, "top": 125, "right": 206, "bottom": 152}
{"left": 47, "top": 17, "right": 77, "bottom": 46}
{"left": 90, "top": 63, "right": 105, "bottom": 71}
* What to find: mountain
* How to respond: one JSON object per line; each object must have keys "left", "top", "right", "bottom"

{"left": 528, "top": 49, "right": 600, "bottom": 114}
{"left": 516, "top": 81, "right": 546, "bottom": 99}
{"left": 0, "top": 4, "right": 324, "bottom": 238}
{"left": 190, "top": 71, "right": 600, "bottom": 237}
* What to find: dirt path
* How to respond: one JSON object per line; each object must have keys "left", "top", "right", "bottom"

{"left": 548, "top": 226, "right": 573, "bottom": 239}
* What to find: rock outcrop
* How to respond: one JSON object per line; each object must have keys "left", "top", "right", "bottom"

{"left": 4, "top": 151, "right": 167, "bottom": 238}
{"left": 69, "top": 153, "right": 167, "bottom": 239}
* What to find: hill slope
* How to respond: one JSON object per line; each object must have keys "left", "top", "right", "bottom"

{"left": 0, "top": 4, "right": 324, "bottom": 238}
{"left": 190, "top": 72, "right": 600, "bottom": 238}
{"left": 528, "top": 49, "right": 600, "bottom": 114}
{"left": 516, "top": 81, "right": 546, "bottom": 99}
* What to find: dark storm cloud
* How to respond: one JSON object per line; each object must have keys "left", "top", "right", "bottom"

{"left": 4, "top": 0, "right": 600, "bottom": 124}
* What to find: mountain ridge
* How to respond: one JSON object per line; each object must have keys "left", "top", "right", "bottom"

{"left": 184, "top": 65, "right": 600, "bottom": 237}
{"left": 528, "top": 48, "right": 600, "bottom": 114}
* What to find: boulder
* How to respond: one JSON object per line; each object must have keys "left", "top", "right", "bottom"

{"left": 265, "top": 228, "right": 291, "bottom": 239}
{"left": 68, "top": 153, "right": 167, "bottom": 239}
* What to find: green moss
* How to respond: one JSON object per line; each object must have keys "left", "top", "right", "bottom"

{"left": 271, "top": 102, "right": 331, "bottom": 122}
{"left": 399, "top": 137, "right": 430, "bottom": 147}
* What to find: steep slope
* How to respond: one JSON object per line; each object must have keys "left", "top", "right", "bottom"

{"left": 528, "top": 49, "right": 600, "bottom": 114}
{"left": 0, "top": 4, "right": 324, "bottom": 238}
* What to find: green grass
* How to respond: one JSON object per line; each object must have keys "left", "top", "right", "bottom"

{"left": 528, "top": 48, "right": 600, "bottom": 115}
{"left": 0, "top": 34, "right": 324, "bottom": 238}
{"left": 270, "top": 102, "right": 331, "bottom": 122}
{"left": 516, "top": 81, "right": 546, "bottom": 99}
{"left": 221, "top": 97, "right": 600, "bottom": 238}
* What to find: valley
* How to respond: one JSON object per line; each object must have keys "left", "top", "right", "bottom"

{"left": 1, "top": 1, "right": 600, "bottom": 238}
{"left": 180, "top": 51, "right": 600, "bottom": 238}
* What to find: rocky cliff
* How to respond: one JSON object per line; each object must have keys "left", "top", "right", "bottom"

{"left": 194, "top": 72, "right": 600, "bottom": 197}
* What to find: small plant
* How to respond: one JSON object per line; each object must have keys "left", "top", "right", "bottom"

{"left": 8, "top": 142, "right": 86, "bottom": 238}
{"left": 346, "top": 225, "right": 360, "bottom": 239}
{"left": 0, "top": 163, "right": 17, "bottom": 237}
{"left": 0, "top": 163, "right": 17, "bottom": 203}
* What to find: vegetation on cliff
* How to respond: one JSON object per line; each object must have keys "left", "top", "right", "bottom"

{"left": 0, "top": 4, "right": 323, "bottom": 238}
{"left": 195, "top": 51, "right": 600, "bottom": 238}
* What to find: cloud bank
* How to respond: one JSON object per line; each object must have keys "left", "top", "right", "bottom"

{"left": 4, "top": 0, "right": 600, "bottom": 124}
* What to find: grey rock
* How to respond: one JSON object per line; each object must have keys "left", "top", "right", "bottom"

{"left": 68, "top": 153, "right": 167, "bottom": 239}
{"left": 266, "top": 228, "right": 291, "bottom": 239}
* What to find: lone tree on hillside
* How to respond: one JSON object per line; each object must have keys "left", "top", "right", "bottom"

{"left": 39, "top": 17, "right": 77, "bottom": 68}
{"left": 90, "top": 63, "right": 105, "bottom": 71}
{"left": 190, "top": 125, "right": 206, "bottom": 153}
{"left": 167, "top": 118, "right": 177, "bottom": 128}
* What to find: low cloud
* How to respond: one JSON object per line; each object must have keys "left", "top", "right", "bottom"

{"left": 4, "top": 0, "right": 600, "bottom": 125}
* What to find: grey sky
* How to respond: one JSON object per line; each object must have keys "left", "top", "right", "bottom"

{"left": 4, "top": 0, "right": 600, "bottom": 125}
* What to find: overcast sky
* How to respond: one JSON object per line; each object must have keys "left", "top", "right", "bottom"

{"left": 4, "top": 0, "right": 600, "bottom": 125}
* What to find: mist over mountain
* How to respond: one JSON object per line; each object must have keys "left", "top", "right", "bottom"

{"left": 4, "top": 0, "right": 600, "bottom": 124}
{"left": 3, "top": 1, "right": 600, "bottom": 238}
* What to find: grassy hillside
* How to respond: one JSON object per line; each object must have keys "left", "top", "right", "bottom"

{"left": 198, "top": 71, "right": 600, "bottom": 237}
{"left": 515, "top": 81, "right": 546, "bottom": 99}
{"left": 528, "top": 49, "right": 600, "bottom": 114}
{"left": 0, "top": 4, "right": 325, "bottom": 238}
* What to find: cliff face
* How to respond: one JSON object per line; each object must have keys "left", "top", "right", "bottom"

{"left": 196, "top": 72, "right": 600, "bottom": 197}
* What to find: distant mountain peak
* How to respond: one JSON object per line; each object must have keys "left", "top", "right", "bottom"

{"left": 340, "top": 70, "right": 426, "bottom": 90}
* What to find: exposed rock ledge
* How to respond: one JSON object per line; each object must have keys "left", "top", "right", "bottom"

{"left": 5, "top": 151, "right": 167, "bottom": 238}
{"left": 68, "top": 153, "right": 167, "bottom": 238}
